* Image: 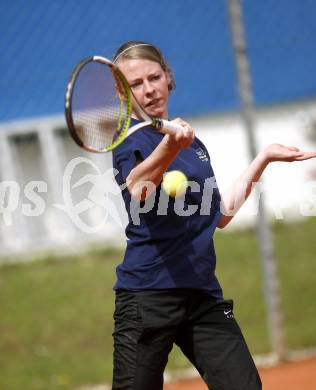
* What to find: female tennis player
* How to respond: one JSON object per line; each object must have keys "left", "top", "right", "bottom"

{"left": 111, "top": 40, "right": 316, "bottom": 390}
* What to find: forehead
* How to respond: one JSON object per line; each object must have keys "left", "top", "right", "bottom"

{"left": 117, "top": 58, "right": 163, "bottom": 80}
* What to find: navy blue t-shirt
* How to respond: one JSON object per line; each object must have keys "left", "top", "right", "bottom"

{"left": 112, "top": 120, "right": 223, "bottom": 298}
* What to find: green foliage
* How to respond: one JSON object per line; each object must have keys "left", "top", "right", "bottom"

{"left": 1, "top": 219, "right": 316, "bottom": 389}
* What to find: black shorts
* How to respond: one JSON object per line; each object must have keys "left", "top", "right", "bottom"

{"left": 112, "top": 289, "right": 262, "bottom": 390}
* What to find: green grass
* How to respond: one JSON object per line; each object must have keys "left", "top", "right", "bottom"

{"left": 1, "top": 219, "right": 316, "bottom": 389}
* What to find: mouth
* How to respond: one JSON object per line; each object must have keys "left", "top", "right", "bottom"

{"left": 145, "top": 98, "right": 161, "bottom": 108}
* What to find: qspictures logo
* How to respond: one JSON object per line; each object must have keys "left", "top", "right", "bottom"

{"left": 1, "top": 157, "right": 316, "bottom": 233}
{"left": 0, "top": 157, "right": 126, "bottom": 234}
{"left": 54, "top": 157, "right": 125, "bottom": 233}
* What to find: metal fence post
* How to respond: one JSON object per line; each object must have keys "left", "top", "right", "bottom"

{"left": 226, "top": 0, "right": 287, "bottom": 360}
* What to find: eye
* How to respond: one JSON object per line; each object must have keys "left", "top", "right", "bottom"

{"left": 130, "top": 81, "right": 142, "bottom": 89}
{"left": 152, "top": 74, "right": 161, "bottom": 81}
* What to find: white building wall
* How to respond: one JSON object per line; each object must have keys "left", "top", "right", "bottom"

{"left": 193, "top": 102, "right": 316, "bottom": 229}
{"left": 0, "top": 101, "right": 316, "bottom": 259}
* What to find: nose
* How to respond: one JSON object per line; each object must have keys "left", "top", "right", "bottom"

{"left": 143, "top": 80, "right": 154, "bottom": 96}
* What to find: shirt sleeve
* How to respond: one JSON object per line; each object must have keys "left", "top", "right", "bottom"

{"left": 112, "top": 133, "right": 154, "bottom": 184}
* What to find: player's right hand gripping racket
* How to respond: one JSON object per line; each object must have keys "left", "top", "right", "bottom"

{"left": 64, "top": 56, "right": 183, "bottom": 153}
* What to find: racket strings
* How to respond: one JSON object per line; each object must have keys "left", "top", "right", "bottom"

{"left": 73, "top": 104, "right": 127, "bottom": 146}
{"left": 70, "top": 61, "right": 131, "bottom": 151}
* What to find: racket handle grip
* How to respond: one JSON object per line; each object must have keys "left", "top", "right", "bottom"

{"left": 155, "top": 118, "right": 184, "bottom": 135}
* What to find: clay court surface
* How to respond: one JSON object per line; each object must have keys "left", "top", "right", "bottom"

{"left": 164, "top": 356, "right": 316, "bottom": 390}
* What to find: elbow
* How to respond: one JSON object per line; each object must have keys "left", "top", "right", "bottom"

{"left": 126, "top": 172, "right": 157, "bottom": 202}
{"left": 129, "top": 186, "right": 149, "bottom": 202}
{"left": 217, "top": 220, "right": 227, "bottom": 229}
{"left": 217, "top": 221, "right": 226, "bottom": 229}
{"left": 216, "top": 214, "right": 232, "bottom": 229}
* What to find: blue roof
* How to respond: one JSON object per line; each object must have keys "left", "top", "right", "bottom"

{"left": 1, "top": 0, "right": 316, "bottom": 122}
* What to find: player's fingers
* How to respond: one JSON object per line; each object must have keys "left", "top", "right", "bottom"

{"left": 181, "top": 125, "right": 195, "bottom": 147}
{"left": 170, "top": 118, "right": 195, "bottom": 148}
{"left": 172, "top": 117, "right": 186, "bottom": 128}
{"left": 173, "top": 118, "right": 194, "bottom": 132}
{"left": 287, "top": 146, "right": 300, "bottom": 152}
{"left": 295, "top": 151, "right": 316, "bottom": 160}
{"left": 179, "top": 119, "right": 195, "bottom": 142}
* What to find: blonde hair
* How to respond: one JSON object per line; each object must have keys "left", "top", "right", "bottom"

{"left": 113, "top": 41, "right": 176, "bottom": 92}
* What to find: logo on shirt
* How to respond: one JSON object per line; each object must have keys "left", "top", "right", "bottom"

{"left": 195, "top": 147, "right": 209, "bottom": 162}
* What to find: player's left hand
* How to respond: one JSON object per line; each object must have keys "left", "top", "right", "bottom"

{"left": 263, "top": 143, "right": 316, "bottom": 163}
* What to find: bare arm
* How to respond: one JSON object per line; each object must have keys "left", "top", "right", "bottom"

{"left": 126, "top": 118, "right": 195, "bottom": 201}
{"left": 217, "top": 144, "right": 316, "bottom": 229}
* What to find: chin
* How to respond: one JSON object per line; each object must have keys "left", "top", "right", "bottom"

{"left": 149, "top": 109, "right": 166, "bottom": 118}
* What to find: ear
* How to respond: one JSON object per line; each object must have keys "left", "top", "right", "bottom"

{"left": 165, "top": 70, "right": 172, "bottom": 92}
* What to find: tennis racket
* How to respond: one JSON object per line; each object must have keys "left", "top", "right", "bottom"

{"left": 64, "top": 56, "right": 183, "bottom": 153}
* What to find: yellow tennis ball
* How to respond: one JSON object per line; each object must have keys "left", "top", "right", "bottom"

{"left": 162, "top": 170, "right": 188, "bottom": 198}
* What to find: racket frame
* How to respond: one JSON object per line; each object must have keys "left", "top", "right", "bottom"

{"left": 65, "top": 56, "right": 181, "bottom": 153}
